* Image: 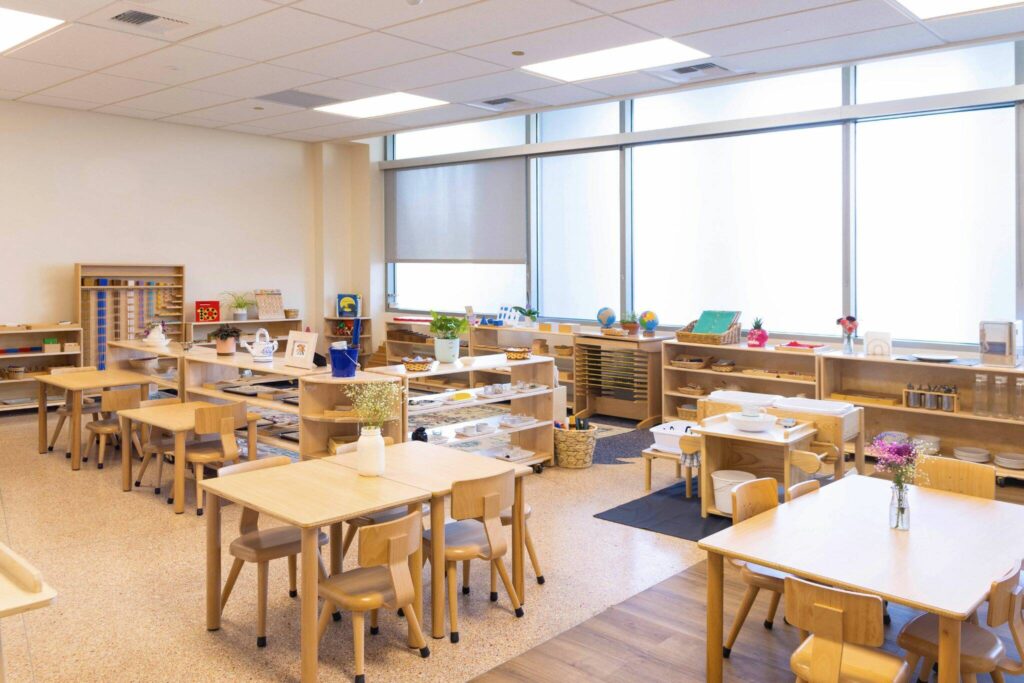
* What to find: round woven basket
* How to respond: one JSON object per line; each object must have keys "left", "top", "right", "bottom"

{"left": 554, "top": 426, "right": 597, "bottom": 469}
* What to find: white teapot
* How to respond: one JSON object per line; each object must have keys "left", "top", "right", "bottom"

{"left": 240, "top": 328, "right": 278, "bottom": 363}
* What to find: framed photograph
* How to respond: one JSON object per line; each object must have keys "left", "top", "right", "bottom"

{"left": 284, "top": 330, "right": 318, "bottom": 369}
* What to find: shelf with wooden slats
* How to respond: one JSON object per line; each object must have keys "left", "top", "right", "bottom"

{"left": 574, "top": 335, "right": 665, "bottom": 428}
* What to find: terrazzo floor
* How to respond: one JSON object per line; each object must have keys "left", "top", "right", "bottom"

{"left": 0, "top": 411, "right": 702, "bottom": 682}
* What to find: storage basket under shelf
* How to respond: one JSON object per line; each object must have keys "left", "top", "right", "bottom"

{"left": 554, "top": 426, "right": 597, "bottom": 469}
{"left": 676, "top": 405, "right": 698, "bottom": 421}
{"left": 675, "top": 321, "right": 741, "bottom": 345}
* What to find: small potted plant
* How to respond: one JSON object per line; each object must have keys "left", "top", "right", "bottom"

{"left": 345, "top": 381, "right": 404, "bottom": 477}
{"left": 222, "top": 291, "right": 255, "bottom": 321}
{"left": 512, "top": 306, "right": 539, "bottom": 327}
{"left": 429, "top": 311, "right": 468, "bottom": 364}
{"left": 210, "top": 324, "right": 241, "bottom": 356}
{"left": 747, "top": 318, "right": 768, "bottom": 348}
{"left": 621, "top": 311, "right": 640, "bottom": 335}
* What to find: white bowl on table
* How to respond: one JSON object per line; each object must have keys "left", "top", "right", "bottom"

{"left": 726, "top": 412, "right": 777, "bottom": 433}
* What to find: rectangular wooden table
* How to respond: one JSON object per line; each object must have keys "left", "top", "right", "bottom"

{"left": 325, "top": 441, "right": 533, "bottom": 639}
{"left": 35, "top": 369, "right": 155, "bottom": 470}
{"left": 200, "top": 459, "right": 431, "bottom": 683}
{"left": 117, "top": 400, "right": 258, "bottom": 514}
{"left": 698, "top": 476, "right": 1024, "bottom": 683}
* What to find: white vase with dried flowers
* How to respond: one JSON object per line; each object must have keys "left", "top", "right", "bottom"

{"left": 344, "top": 381, "right": 402, "bottom": 477}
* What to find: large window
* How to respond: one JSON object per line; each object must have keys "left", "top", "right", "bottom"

{"left": 538, "top": 102, "right": 620, "bottom": 143}
{"left": 391, "top": 263, "right": 526, "bottom": 312}
{"left": 855, "top": 107, "right": 1016, "bottom": 344}
{"left": 632, "top": 126, "right": 843, "bottom": 334}
{"left": 537, "top": 151, "right": 620, "bottom": 319}
{"left": 393, "top": 116, "right": 525, "bottom": 160}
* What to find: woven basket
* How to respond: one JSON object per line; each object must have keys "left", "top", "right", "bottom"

{"left": 675, "top": 321, "right": 741, "bottom": 345}
{"left": 402, "top": 357, "right": 434, "bottom": 372}
{"left": 554, "top": 426, "right": 597, "bottom": 469}
{"left": 676, "top": 405, "right": 698, "bottom": 421}
{"left": 670, "top": 356, "right": 711, "bottom": 369}
{"left": 504, "top": 347, "right": 531, "bottom": 361}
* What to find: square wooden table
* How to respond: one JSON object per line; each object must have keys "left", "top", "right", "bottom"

{"left": 325, "top": 441, "right": 532, "bottom": 640}
{"left": 117, "top": 400, "right": 258, "bottom": 514}
{"left": 200, "top": 459, "right": 431, "bottom": 683}
{"left": 35, "top": 369, "right": 156, "bottom": 471}
{"left": 698, "top": 475, "right": 1024, "bottom": 683}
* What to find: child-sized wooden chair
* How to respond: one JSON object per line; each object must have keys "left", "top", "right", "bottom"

{"left": 915, "top": 455, "right": 996, "bottom": 500}
{"left": 485, "top": 503, "right": 544, "bottom": 599}
{"left": 133, "top": 397, "right": 180, "bottom": 495}
{"left": 47, "top": 366, "right": 101, "bottom": 457}
{"left": 187, "top": 403, "right": 246, "bottom": 516}
{"left": 83, "top": 388, "right": 143, "bottom": 469}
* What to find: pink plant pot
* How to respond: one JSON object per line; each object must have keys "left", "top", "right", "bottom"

{"left": 747, "top": 329, "right": 769, "bottom": 348}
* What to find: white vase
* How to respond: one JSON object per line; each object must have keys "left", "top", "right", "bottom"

{"left": 233, "top": 308, "right": 248, "bottom": 321}
{"left": 434, "top": 338, "right": 460, "bottom": 363}
{"left": 356, "top": 427, "right": 385, "bottom": 477}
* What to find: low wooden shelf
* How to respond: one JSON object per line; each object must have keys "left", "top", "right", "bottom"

{"left": 575, "top": 332, "right": 668, "bottom": 428}
{"left": 298, "top": 372, "right": 403, "bottom": 459}
{"left": 186, "top": 317, "right": 303, "bottom": 345}
{"left": 324, "top": 316, "right": 372, "bottom": 367}
{"left": 0, "top": 324, "right": 83, "bottom": 413}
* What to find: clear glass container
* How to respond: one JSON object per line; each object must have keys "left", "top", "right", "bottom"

{"left": 1015, "top": 378, "right": 1024, "bottom": 421}
{"left": 993, "top": 375, "right": 1010, "bottom": 418}
{"left": 973, "top": 374, "right": 989, "bottom": 416}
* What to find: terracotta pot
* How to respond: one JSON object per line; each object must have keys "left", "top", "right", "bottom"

{"left": 621, "top": 322, "right": 640, "bottom": 335}
{"left": 215, "top": 337, "right": 237, "bottom": 356}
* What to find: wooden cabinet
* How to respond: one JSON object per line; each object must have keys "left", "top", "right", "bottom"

{"left": 0, "top": 324, "right": 82, "bottom": 412}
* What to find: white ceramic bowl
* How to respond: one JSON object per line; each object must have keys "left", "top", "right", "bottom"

{"left": 726, "top": 412, "right": 777, "bottom": 433}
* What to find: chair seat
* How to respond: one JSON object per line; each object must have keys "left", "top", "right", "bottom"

{"left": 897, "top": 613, "right": 1005, "bottom": 674}
{"left": 791, "top": 635, "right": 911, "bottom": 682}
{"left": 229, "top": 527, "right": 328, "bottom": 563}
{"left": 319, "top": 566, "right": 395, "bottom": 612}
{"left": 423, "top": 520, "right": 490, "bottom": 561}
{"left": 737, "top": 562, "right": 788, "bottom": 592}
{"left": 499, "top": 503, "right": 532, "bottom": 525}
{"left": 85, "top": 419, "right": 121, "bottom": 434}
{"left": 185, "top": 443, "right": 238, "bottom": 464}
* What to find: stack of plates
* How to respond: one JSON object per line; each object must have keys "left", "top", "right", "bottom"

{"left": 913, "top": 434, "right": 941, "bottom": 455}
{"left": 995, "top": 452, "right": 1024, "bottom": 470}
{"left": 954, "top": 446, "right": 991, "bottom": 463}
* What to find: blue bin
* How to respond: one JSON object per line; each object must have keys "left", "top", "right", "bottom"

{"left": 330, "top": 347, "right": 360, "bottom": 378}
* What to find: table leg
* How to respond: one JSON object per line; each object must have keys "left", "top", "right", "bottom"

{"left": 855, "top": 414, "right": 866, "bottom": 475}
{"left": 206, "top": 493, "right": 222, "bottom": 631}
{"left": 408, "top": 502, "right": 423, "bottom": 648}
{"left": 37, "top": 382, "right": 47, "bottom": 454}
{"left": 430, "top": 494, "right": 445, "bottom": 639}
{"left": 70, "top": 390, "right": 83, "bottom": 471}
{"left": 783, "top": 445, "right": 792, "bottom": 493}
{"left": 300, "top": 527, "right": 319, "bottom": 683}
{"left": 643, "top": 454, "right": 652, "bottom": 491}
{"left": 121, "top": 416, "right": 132, "bottom": 492}
{"left": 173, "top": 432, "right": 186, "bottom": 514}
{"left": 0, "top": 617, "right": 5, "bottom": 683}
{"left": 247, "top": 419, "right": 257, "bottom": 461}
{"left": 513, "top": 476, "right": 525, "bottom": 604}
{"left": 685, "top": 465, "right": 693, "bottom": 499}
{"left": 707, "top": 551, "right": 724, "bottom": 683}
{"left": 937, "top": 616, "right": 961, "bottom": 683}
{"left": 329, "top": 523, "right": 342, "bottom": 575}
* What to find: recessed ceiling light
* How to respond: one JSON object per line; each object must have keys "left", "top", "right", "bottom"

{"left": 521, "top": 38, "right": 708, "bottom": 82}
{"left": 512, "top": 50, "right": 525, "bottom": 56}
{"left": 315, "top": 92, "right": 447, "bottom": 118}
{"left": 895, "top": 0, "right": 1024, "bottom": 19}
{"left": 0, "top": 7, "right": 63, "bottom": 54}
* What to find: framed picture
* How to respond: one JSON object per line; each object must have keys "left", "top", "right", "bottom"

{"left": 284, "top": 330, "right": 318, "bottom": 369}
{"left": 195, "top": 300, "right": 220, "bottom": 323}
{"left": 337, "top": 293, "right": 360, "bottom": 318}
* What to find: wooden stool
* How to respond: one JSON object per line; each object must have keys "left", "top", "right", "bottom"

{"left": 84, "top": 388, "right": 142, "bottom": 469}
{"left": 642, "top": 441, "right": 700, "bottom": 498}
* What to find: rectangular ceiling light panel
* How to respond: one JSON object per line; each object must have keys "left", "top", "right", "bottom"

{"left": 0, "top": 7, "right": 64, "bottom": 53}
{"left": 316, "top": 92, "right": 447, "bottom": 118}
{"left": 522, "top": 38, "right": 708, "bottom": 82}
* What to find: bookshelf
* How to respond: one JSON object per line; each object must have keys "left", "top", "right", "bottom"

{"left": 0, "top": 324, "right": 82, "bottom": 412}
{"left": 186, "top": 317, "right": 303, "bottom": 346}
{"left": 324, "top": 316, "right": 372, "bottom": 367}
{"left": 298, "top": 372, "right": 403, "bottom": 459}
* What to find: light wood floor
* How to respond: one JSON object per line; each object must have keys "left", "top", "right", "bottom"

{"left": 477, "top": 561, "right": 1024, "bottom": 683}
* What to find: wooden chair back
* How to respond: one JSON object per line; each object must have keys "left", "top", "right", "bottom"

{"left": 784, "top": 576, "right": 886, "bottom": 681}
{"left": 219, "top": 455, "right": 292, "bottom": 534}
{"left": 140, "top": 397, "right": 178, "bottom": 408}
{"left": 787, "top": 479, "right": 821, "bottom": 501}
{"left": 791, "top": 450, "right": 824, "bottom": 476}
{"left": 985, "top": 559, "right": 1024, "bottom": 675}
{"left": 358, "top": 510, "right": 422, "bottom": 608}
{"left": 451, "top": 470, "right": 515, "bottom": 560}
{"left": 50, "top": 365, "right": 97, "bottom": 375}
{"left": 915, "top": 456, "right": 996, "bottom": 500}
{"left": 195, "top": 402, "right": 246, "bottom": 462}
{"left": 731, "top": 478, "right": 779, "bottom": 524}
{"left": 99, "top": 388, "right": 140, "bottom": 413}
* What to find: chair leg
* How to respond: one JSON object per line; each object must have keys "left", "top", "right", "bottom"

{"left": 963, "top": 675, "right": 978, "bottom": 683}
{"left": 919, "top": 658, "right": 935, "bottom": 682}
{"left": 221, "top": 558, "right": 244, "bottom": 611}
{"left": 352, "top": 611, "right": 366, "bottom": 683}
{"left": 764, "top": 590, "right": 782, "bottom": 629}
{"left": 256, "top": 561, "right": 268, "bottom": 648}
{"left": 317, "top": 599, "right": 337, "bottom": 641}
{"left": 154, "top": 451, "right": 165, "bottom": 495}
{"left": 490, "top": 561, "right": 498, "bottom": 602}
{"left": 48, "top": 414, "right": 66, "bottom": 451}
{"left": 992, "top": 671, "right": 1006, "bottom": 683}
{"left": 131, "top": 432, "right": 144, "bottom": 461}
{"left": 82, "top": 434, "right": 93, "bottom": 463}
{"left": 525, "top": 525, "right": 544, "bottom": 584}
{"left": 904, "top": 653, "right": 921, "bottom": 682}
{"left": 317, "top": 553, "right": 341, "bottom": 622}
{"left": 96, "top": 434, "right": 107, "bottom": 469}
{"left": 447, "top": 561, "right": 459, "bottom": 643}
{"left": 288, "top": 555, "right": 297, "bottom": 598}
{"left": 370, "top": 609, "right": 379, "bottom": 635}
{"left": 342, "top": 523, "right": 358, "bottom": 555}
{"left": 195, "top": 464, "right": 205, "bottom": 516}
{"left": 493, "top": 558, "right": 524, "bottom": 617}
{"left": 462, "top": 560, "right": 471, "bottom": 595}
{"left": 403, "top": 602, "right": 430, "bottom": 657}
{"left": 135, "top": 452, "right": 152, "bottom": 488}
{"left": 724, "top": 585, "right": 760, "bottom": 657}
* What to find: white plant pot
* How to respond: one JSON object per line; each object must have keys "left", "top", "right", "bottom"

{"left": 434, "top": 338, "right": 460, "bottom": 363}
{"left": 356, "top": 427, "right": 386, "bottom": 477}
{"left": 233, "top": 308, "right": 248, "bottom": 321}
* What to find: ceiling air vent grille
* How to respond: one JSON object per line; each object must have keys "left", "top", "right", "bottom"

{"left": 87, "top": 2, "right": 207, "bottom": 39}
{"left": 467, "top": 96, "right": 535, "bottom": 113}
{"left": 651, "top": 61, "right": 744, "bottom": 84}
{"left": 112, "top": 10, "right": 161, "bottom": 25}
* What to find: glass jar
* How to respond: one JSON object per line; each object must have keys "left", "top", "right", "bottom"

{"left": 1015, "top": 378, "right": 1024, "bottom": 421}
{"left": 993, "top": 375, "right": 1010, "bottom": 419}
{"left": 973, "top": 374, "right": 989, "bottom": 416}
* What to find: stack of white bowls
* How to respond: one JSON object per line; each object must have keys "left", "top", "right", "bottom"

{"left": 913, "top": 434, "right": 941, "bottom": 455}
{"left": 995, "top": 452, "right": 1024, "bottom": 470}
{"left": 953, "top": 446, "right": 991, "bottom": 463}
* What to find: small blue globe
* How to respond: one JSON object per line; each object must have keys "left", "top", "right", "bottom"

{"left": 597, "top": 307, "right": 617, "bottom": 328}
{"left": 639, "top": 310, "right": 659, "bottom": 332}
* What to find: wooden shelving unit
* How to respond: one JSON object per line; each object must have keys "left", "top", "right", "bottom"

{"left": 324, "top": 316, "right": 372, "bottom": 367}
{"left": 75, "top": 263, "right": 184, "bottom": 369}
{"left": 186, "top": 317, "right": 303, "bottom": 346}
{"left": 384, "top": 319, "right": 471, "bottom": 392}
{"left": 574, "top": 332, "right": 668, "bottom": 428}
{"left": 0, "top": 324, "right": 82, "bottom": 412}
{"left": 298, "top": 372, "right": 403, "bottom": 459}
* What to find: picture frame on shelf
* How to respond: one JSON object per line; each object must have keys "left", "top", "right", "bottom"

{"left": 284, "top": 330, "right": 318, "bottom": 369}
{"left": 864, "top": 331, "right": 892, "bottom": 356}
{"left": 195, "top": 300, "right": 220, "bottom": 323}
{"left": 337, "top": 293, "right": 361, "bottom": 318}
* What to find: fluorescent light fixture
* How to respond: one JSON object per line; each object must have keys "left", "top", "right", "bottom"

{"left": 895, "top": 0, "right": 1024, "bottom": 19}
{"left": 521, "top": 38, "right": 709, "bottom": 82}
{"left": 0, "top": 7, "right": 63, "bottom": 54}
{"left": 315, "top": 92, "right": 447, "bottom": 118}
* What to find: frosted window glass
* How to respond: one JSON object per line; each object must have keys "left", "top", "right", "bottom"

{"left": 393, "top": 263, "right": 526, "bottom": 312}
{"left": 393, "top": 116, "right": 525, "bottom": 159}
{"left": 856, "top": 42, "right": 1014, "bottom": 104}
{"left": 632, "top": 126, "right": 843, "bottom": 334}
{"left": 855, "top": 108, "right": 1015, "bottom": 344}
{"left": 633, "top": 68, "right": 841, "bottom": 132}
{"left": 539, "top": 102, "right": 620, "bottom": 142}
{"left": 538, "top": 151, "right": 621, "bottom": 319}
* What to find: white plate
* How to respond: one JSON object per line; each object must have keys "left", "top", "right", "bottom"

{"left": 912, "top": 353, "right": 958, "bottom": 363}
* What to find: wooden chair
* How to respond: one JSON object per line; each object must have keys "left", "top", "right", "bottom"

{"left": 787, "top": 479, "right": 821, "bottom": 502}
{"left": 724, "top": 477, "right": 785, "bottom": 658}
{"left": 485, "top": 503, "right": 544, "bottom": 599}
{"left": 318, "top": 510, "right": 430, "bottom": 683}
{"left": 898, "top": 559, "right": 1023, "bottom": 683}
{"left": 791, "top": 441, "right": 847, "bottom": 483}
{"left": 83, "top": 388, "right": 143, "bottom": 469}
{"left": 335, "top": 438, "right": 413, "bottom": 555}
{"left": 423, "top": 470, "right": 523, "bottom": 644}
{"left": 188, "top": 403, "right": 246, "bottom": 516}
{"left": 133, "top": 397, "right": 180, "bottom": 495}
{"left": 915, "top": 456, "right": 996, "bottom": 500}
{"left": 786, "top": 576, "right": 911, "bottom": 682}
{"left": 217, "top": 456, "right": 332, "bottom": 648}
{"left": 46, "top": 365, "right": 101, "bottom": 457}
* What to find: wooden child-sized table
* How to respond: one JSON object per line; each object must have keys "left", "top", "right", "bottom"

{"left": 0, "top": 542, "right": 56, "bottom": 683}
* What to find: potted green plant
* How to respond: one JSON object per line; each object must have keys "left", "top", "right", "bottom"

{"left": 221, "top": 291, "right": 254, "bottom": 321}
{"left": 210, "top": 324, "right": 241, "bottom": 356}
{"left": 512, "top": 306, "right": 539, "bottom": 327}
{"left": 344, "top": 381, "right": 403, "bottom": 477}
{"left": 429, "top": 311, "right": 468, "bottom": 363}
{"left": 621, "top": 311, "right": 640, "bottom": 335}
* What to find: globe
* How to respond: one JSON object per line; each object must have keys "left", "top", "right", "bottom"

{"left": 596, "top": 307, "right": 617, "bottom": 328}
{"left": 639, "top": 310, "right": 659, "bottom": 332}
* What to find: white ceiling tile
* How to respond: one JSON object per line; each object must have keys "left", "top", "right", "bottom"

{"left": 293, "top": 0, "right": 480, "bottom": 29}
{"left": 926, "top": 6, "right": 1024, "bottom": 42}
{"left": 461, "top": 16, "right": 658, "bottom": 67}
{"left": 0, "top": 58, "right": 84, "bottom": 93}
{"left": 128, "top": 0, "right": 280, "bottom": 25}
{"left": 159, "top": 113, "right": 226, "bottom": 128}
{"left": 678, "top": 1, "right": 912, "bottom": 57}
{"left": 515, "top": 83, "right": 606, "bottom": 105}
{"left": 184, "top": 7, "right": 365, "bottom": 61}
{"left": 0, "top": 0, "right": 113, "bottom": 21}
{"left": 188, "top": 63, "right": 321, "bottom": 98}
{"left": 413, "top": 70, "right": 561, "bottom": 102}
{"left": 381, "top": 103, "right": 490, "bottom": 128}
{"left": 187, "top": 98, "right": 301, "bottom": 123}
{"left": 296, "top": 79, "right": 390, "bottom": 100}
{"left": 221, "top": 123, "right": 279, "bottom": 134}
{"left": 616, "top": 0, "right": 848, "bottom": 37}
{"left": 7, "top": 24, "right": 166, "bottom": 71}
{"left": 581, "top": 71, "right": 674, "bottom": 95}
{"left": 116, "top": 86, "right": 237, "bottom": 114}
{"left": 346, "top": 53, "right": 505, "bottom": 90}
{"left": 301, "top": 118, "right": 398, "bottom": 138}
{"left": 573, "top": 0, "right": 666, "bottom": 11}
{"left": 715, "top": 24, "right": 943, "bottom": 73}
{"left": 384, "top": 0, "right": 600, "bottom": 50}
{"left": 19, "top": 93, "right": 97, "bottom": 110}
{"left": 271, "top": 32, "right": 442, "bottom": 77}
{"left": 94, "top": 104, "right": 168, "bottom": 119}
{"left": 242, "top": 108, "right": 346, "bottom": 131}
{"left": 0, "top": 89, "right": 24, "bottom": 100}
{"left": 35, "top": 73, "right": 166, "bottom": 104}
{"left": 103, "top": 46, "right": 253, "bottom": 86}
